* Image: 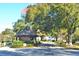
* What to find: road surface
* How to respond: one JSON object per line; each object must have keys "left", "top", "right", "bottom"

{"left": 0, "top": 47, "right": 79, "bottom": 56}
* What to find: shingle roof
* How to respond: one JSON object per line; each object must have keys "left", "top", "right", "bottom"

{"left": 16, "top": 28, "right": 38, "bottom": 37}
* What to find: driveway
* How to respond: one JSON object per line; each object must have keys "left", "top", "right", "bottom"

{"left": 0, "top": 47, "right": 79, "bottom": 56}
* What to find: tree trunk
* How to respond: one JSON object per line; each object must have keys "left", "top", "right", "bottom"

{"left": 69, "top": 34, "right": 73, "bottom": 46}
{"left": 55, "top": 36, "right": 58, "bottom": 41}
{"left": 66, "top": 33, "right": 73, "bottom": 47}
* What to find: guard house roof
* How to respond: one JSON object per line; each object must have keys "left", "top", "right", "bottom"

{"left": 16, "top": 28, "right": 38, "bottom": 37}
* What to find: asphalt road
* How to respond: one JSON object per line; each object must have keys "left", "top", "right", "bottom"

{"left": 0, "top": 47, "right": 79, "bottom": 56}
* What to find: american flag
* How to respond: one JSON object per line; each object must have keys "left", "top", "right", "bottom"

{"left": 21, "top": 8, "right": 29, "bottom": 14}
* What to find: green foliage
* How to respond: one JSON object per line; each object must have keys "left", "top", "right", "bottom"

{"left": 13, "top": 19, "right": 26, "bottom": 33}
{"left": 72, "top": 35, "right": 79, "bottom": 43}
{"left": 1, "top": 28, "right": 15, "bottom": 42}
{"left": 72, "top": 28, "right": 79, "bottom": 43}
{"left": 12, "top": 4, "right": 79, "bottom": 46}
{"left": 25, "top": 40, "right": 34, "bottom": 44}
{"left": 12, "top": 40, "right": 24, "bottom": 48}
{"left": 27, "top": 44, "right": 34, "bottom": 47}
{"left": 2, "top": 28, "right": 14, "bottom": 35}
{"left": 25, "top": 4, "right": 79, "bottom": 45}
{"left": 56, "top": 40, "right": 66, "bottom": 47}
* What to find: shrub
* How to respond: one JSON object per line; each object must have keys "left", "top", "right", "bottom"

{"left": 56, "top": 40, "right": 66, "bottom": 47}
{"left": 72, "top": 35, "right": 79, "bottom": 43}
{"left": 11, "top": 40, "right": 24, "bottom": 48}
{"left": 24, "top": 40, "right": 34, "bottom": 44}
{"left": 27, "top": 44, "right": 34, "bottom": 47}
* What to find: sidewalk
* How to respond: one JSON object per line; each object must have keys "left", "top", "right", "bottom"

{"left": 0, "top": 47, "right": 15, "bottom": 51}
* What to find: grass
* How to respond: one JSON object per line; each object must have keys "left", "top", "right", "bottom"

{"left": 63, "top": 44, "right": 79, "bottom": 50}
{"left": 72, "top": 44, "right": 79, "bottom": 48}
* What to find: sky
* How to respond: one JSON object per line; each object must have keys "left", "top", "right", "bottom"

{"left": 0, "top": 3, "right": 29, "bottom": 33}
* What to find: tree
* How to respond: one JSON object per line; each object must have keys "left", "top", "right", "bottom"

{"left": 62, "top": 4, "right": 79, "bottom": 46}
{"left": 25, "top": 4, "right": 51, "bottom": 34}
{"left": 15, "top": 3, "right": 79, "bottom": 46}
{"left": 13, "top": 19, "right": 26, "bottom": 33}
{"left": 1, "top": 28, "right": 15, "bottom": 42}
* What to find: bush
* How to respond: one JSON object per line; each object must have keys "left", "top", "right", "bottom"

{"left": 42, "top": 40, "right": 48, "bottom": 42}
{"left": 72, "top": 35, "right": 79, "bottom": 43}
{"left": 11, "top": 40, "right": 24, "bottom": 48}
{"left": 56, "top": 40, "right": 66, "bottom": 47}
{"left": 27, "top": 44, "right": 34, "bottom": 47}
{"left": 24, "top": 40, "right": 34, "bottom": 44}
